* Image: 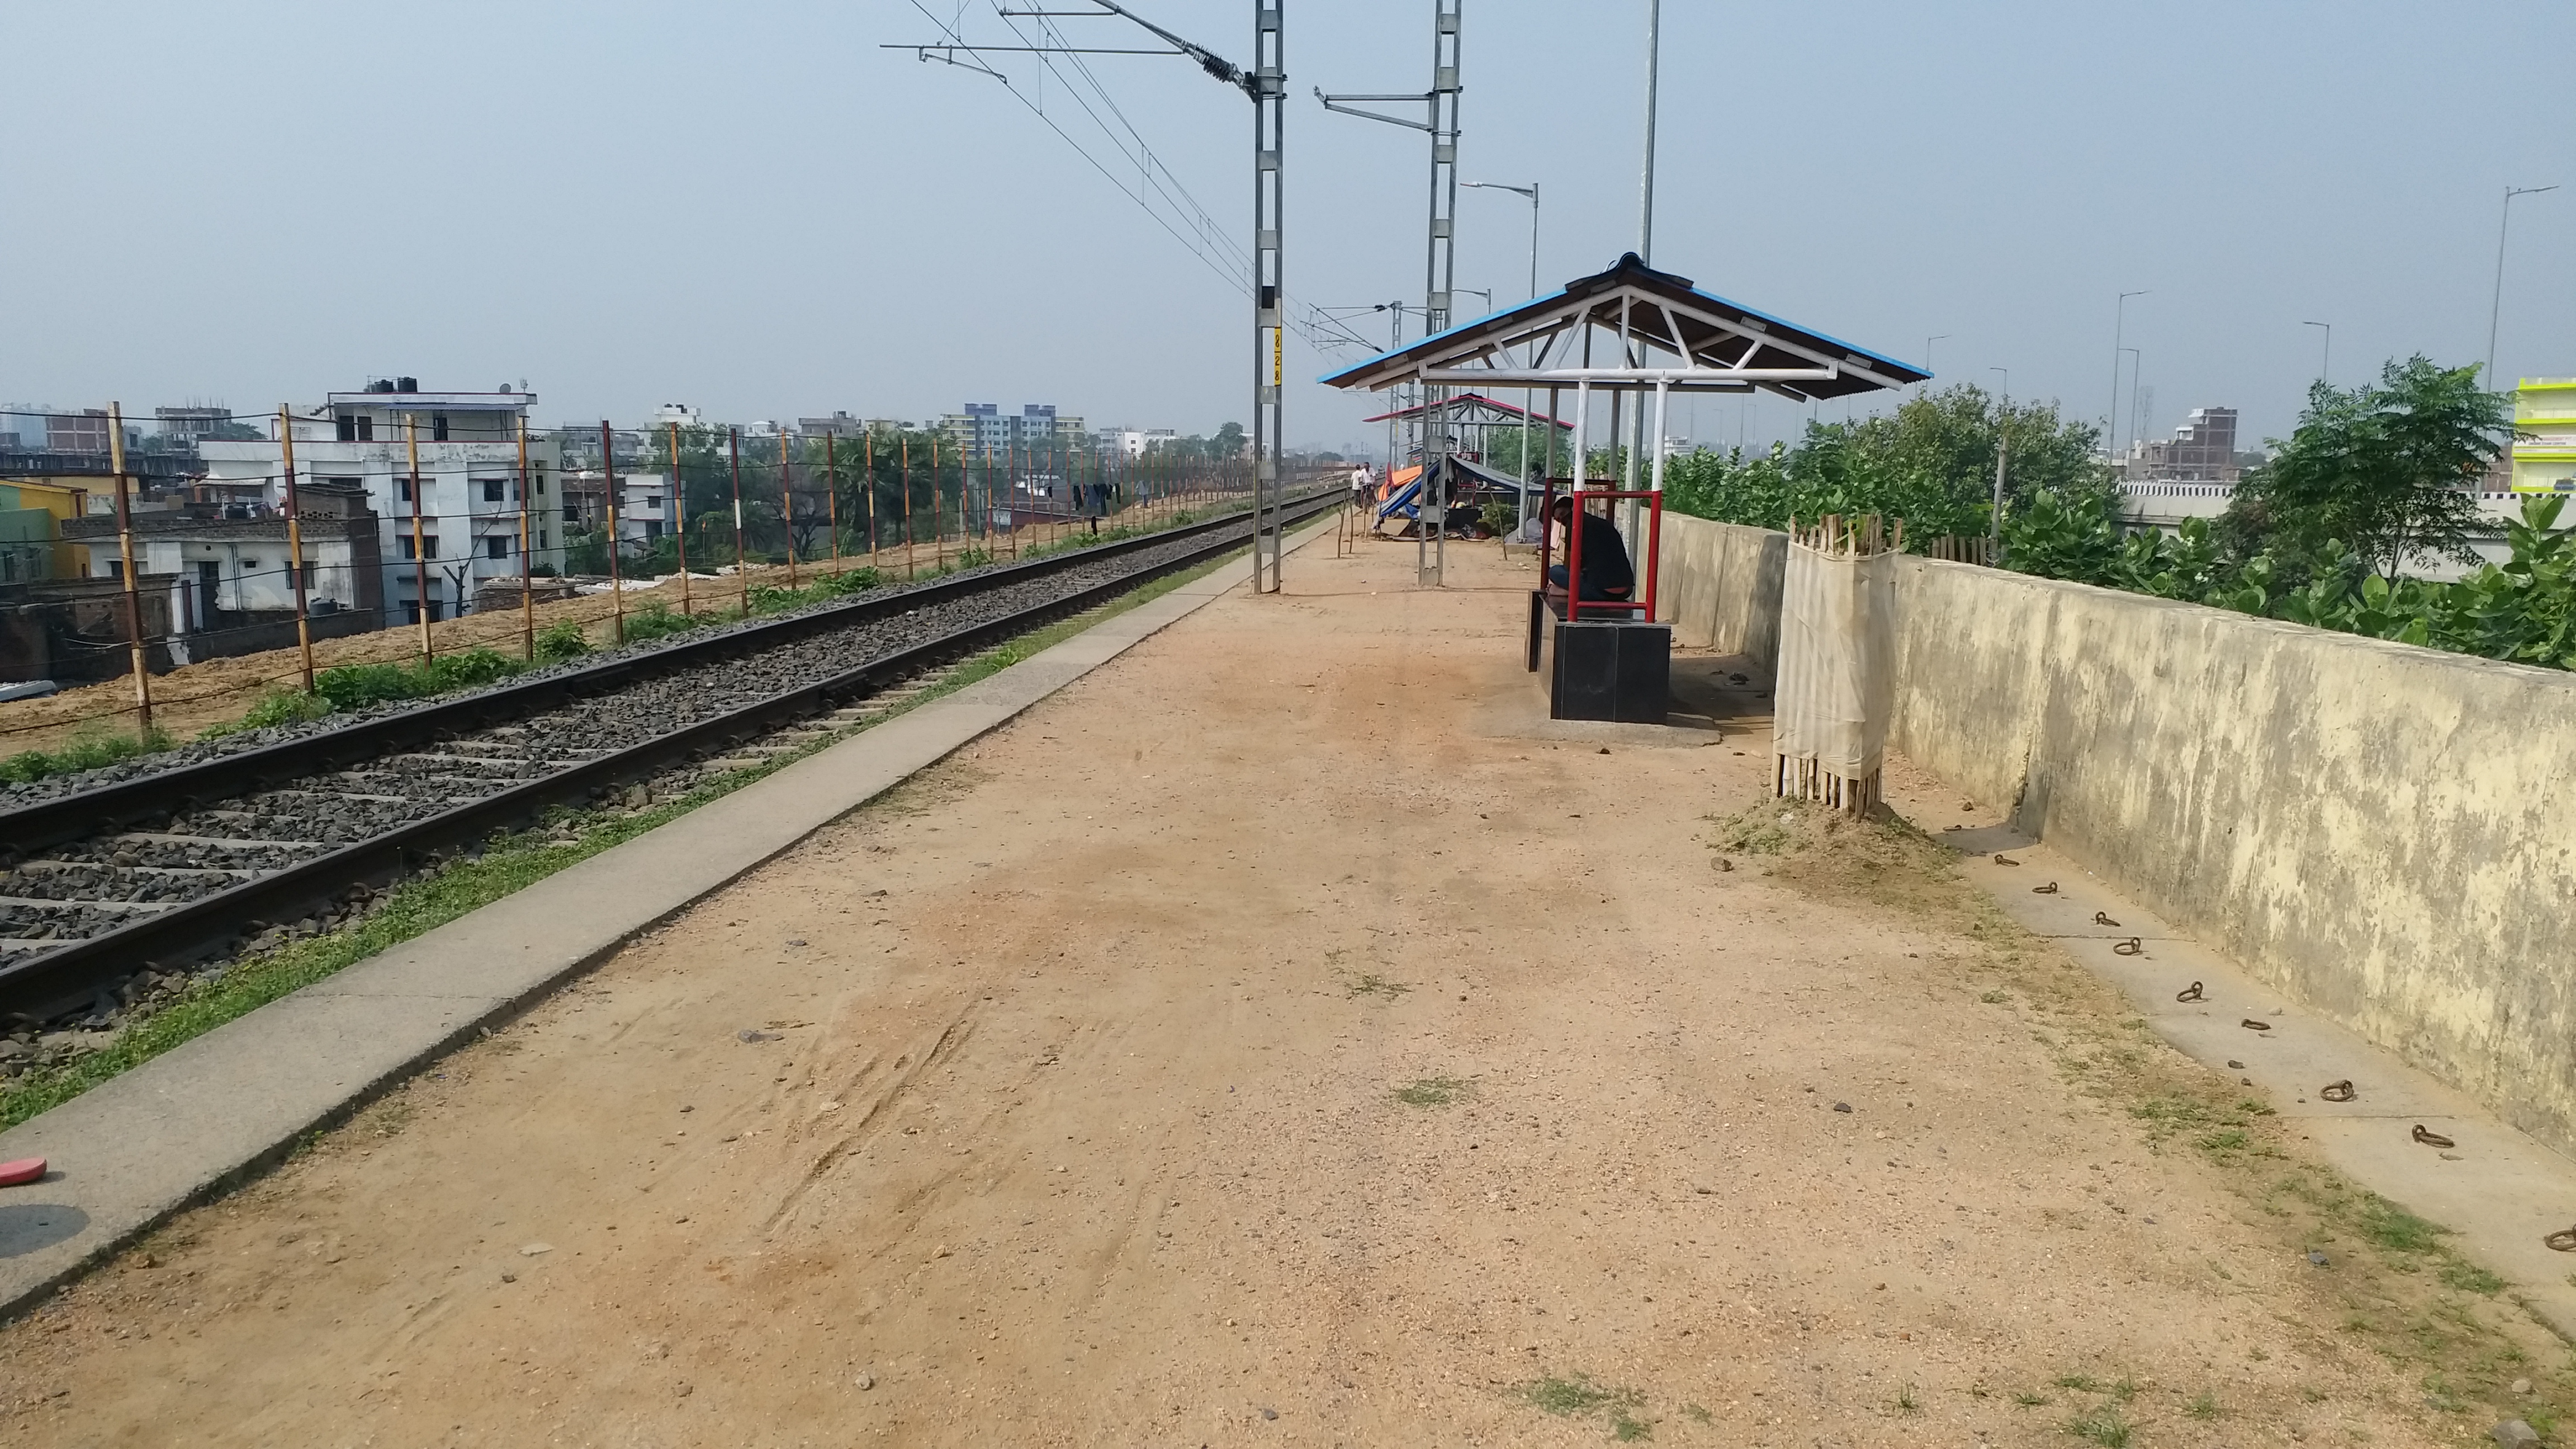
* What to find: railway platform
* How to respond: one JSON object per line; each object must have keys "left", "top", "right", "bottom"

{"left": 0, "top": 528, "right": 2563, "bottom": 1447}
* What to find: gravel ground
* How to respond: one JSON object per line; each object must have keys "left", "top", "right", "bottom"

{"left": 0, "top": 531, "right": 2541, "bottom": 1447}
{"left": 0, "top": 516, "right": 1274, "bottom": 970}
{"left": 0, "top": 511, "right": 1271, "bottom": 813}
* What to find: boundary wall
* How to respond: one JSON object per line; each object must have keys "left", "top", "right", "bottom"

{"left": 1655, "top": 510, "right": 2576, "bottom": 1157}
{"left": 1655, "top": 514, "right": 1785, "bottom": 673}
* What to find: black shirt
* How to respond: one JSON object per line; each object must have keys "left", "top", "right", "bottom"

{"left": 1565, "top": 511, "right": 1633, "bottom": 595}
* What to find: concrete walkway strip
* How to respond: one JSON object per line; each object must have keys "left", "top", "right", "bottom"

{"left": 1886, "top": 779, "right": 2576, "bottom": 1338}
{"left": 0, "top": 519, "right": 1334, "bottom": 1313}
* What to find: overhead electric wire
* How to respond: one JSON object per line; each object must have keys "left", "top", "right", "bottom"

{"left": 901, "top": 0, "right": 1254, "bottom": 306}
{"left": 902, "top": 0, "right": 1374, "bottom": 360}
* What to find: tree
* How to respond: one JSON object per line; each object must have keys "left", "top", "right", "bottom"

{"left": 1661, "top": 383, "right": 2105, "bottom": 544}
{"left": 2225, "top": 356, "right": 2510, "bottom": 581}
{"left": 1212, "top": 420, "right": 1247, "bottom": 457}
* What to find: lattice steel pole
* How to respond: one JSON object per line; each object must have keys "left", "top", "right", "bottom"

{"left": 1418, "top": 0, "right": 1461, "bottom": 586}
{"left": 1250, "top": 2, "right": 1286, "bottom": 593}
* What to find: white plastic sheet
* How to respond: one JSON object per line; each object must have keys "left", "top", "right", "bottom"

{"left": 1772, "top": 538, "right": 1896, "bottom": 780}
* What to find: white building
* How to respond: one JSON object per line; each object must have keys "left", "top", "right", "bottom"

{"left": 1100, "top": 427, "right": 1177, "bottom": 460}
{"left": 200, "top": 381, "right": 564, "bottom": 621}
{"left": 562, "top": 470, "right": 675, "bottom": 555}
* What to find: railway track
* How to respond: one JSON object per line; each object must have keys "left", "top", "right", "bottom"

{"left": 0, "top": 493, "right": 1334, "bottom": 1024}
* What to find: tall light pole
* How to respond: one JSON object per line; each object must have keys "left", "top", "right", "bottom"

{"left": 2108, "top": 290, "right": 2147, "bottom": 461}
{"left": 1622, "top": 0, "right": 1662, "bottom": 546}
{"left": 2120, "top": 347, "right": 2142, "bottom": 454}
{"left": 2301, "top": 320, "right": 2331, "bottom": 386}
{"left": 1923, "top": 334, "right": 1949, "bottom": 386}
{"left": 1637, "top": 0, "right": 1661, "bottom": 262}
{"left": 2486, "top": 183, "right": 2558, "bottom": 386}
{"left": 1988, "top": 367, "right": 2010, "bottom": 543}
{"left": 1464, "top": 179, "right": 1540, "bottom": 508}
{"left": 1461, "top": 181, "right": 1538, "bottom": 298}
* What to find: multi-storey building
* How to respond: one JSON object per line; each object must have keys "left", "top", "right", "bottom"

{"left": 2118, "top": 406, "right": 2243, "bottom": 484}
{"left": 1100, "top": 427, "right": 1178, "bottom": 460}
{"left": 2511, "top": 378, "right": 2576, "bottom": 495}
{"left": 198, "top": 379, "right": 564, "bottom": 622}
{"left": 939, "top": 404, "right": 1085, "bottom": 461}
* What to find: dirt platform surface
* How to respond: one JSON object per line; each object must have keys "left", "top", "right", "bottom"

{"left": 2, "top": 533, "right": 2558, "bottom": 1447}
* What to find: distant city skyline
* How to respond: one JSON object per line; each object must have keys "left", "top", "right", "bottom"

{"left": 4, "top": 1, "right": 2568, "bottom": 455}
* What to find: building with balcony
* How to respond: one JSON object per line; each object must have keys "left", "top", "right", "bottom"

{"left": 1100, "top": 427, "right": 1179, "bottom": 460}
{"left": 2511, "top": 378, "right": 2576, "bottom": 495}
{"left": 198, "top": 380, "right": 564, "bottom": 622}
{"left": 938, "top": 404, "right": 1087, "bottom": 462}
{"left": 561, "top": 471, "right": 674, "bottom": 556}
{"left": 66, "top": 483, "right": 383, "bottom": 640}
{"left": 2118, "top": 406, "right": 2248, "bottom": 484}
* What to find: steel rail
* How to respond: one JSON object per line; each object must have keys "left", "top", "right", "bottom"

{"left": 0, "top": 494, "right": 1310, "bottom": 861}
{"left": 0, "top": 491, "right": 1334, "bottom": 1018}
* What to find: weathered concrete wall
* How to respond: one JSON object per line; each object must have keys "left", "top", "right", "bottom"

{"left": 1656, "top": 513, "right": 1786, "bottom": 675}
{"left": 1657, "top": 517, "right": 2576, "bottom": 1155}
{"left": 1886, "top": 556, "right": 2576, "bottom": 1153}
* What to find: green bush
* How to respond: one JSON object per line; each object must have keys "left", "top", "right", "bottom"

{"left": 534, "top": 621, "right": 593, "bottom": 661}
{"left": 0, "top": 723, "right": 173, "bottom": 784}
{"left": 309, "top": 647, "right": 527, "bottom": 714}
{"left": 1999, "top": 491, "right": 2576, "bottom": 673}
{"left": 619, "top": 600, "right": 704, "bottom": 643}
{"left": 201, "top": 687, "right": 333, "bottom": 738}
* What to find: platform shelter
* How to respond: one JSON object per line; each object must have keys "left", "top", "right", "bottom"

{"left": 1322, "top": 252, "right": 1927, "bottom": 721}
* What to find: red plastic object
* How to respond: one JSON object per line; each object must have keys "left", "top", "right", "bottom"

{"left": 0, "top": 1157, "right": 45, "bottom": 1187}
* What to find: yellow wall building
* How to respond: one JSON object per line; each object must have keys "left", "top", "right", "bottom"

{"left": 2511, "top": 378, "right": 2576, "bottom": 494}
{"left": 0, "top": 477, "right": 93, "bottom": 579}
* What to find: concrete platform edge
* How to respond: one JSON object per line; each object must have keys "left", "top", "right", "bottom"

{"left": 0, "top": 517, "right": 1336, "bottom": 1318}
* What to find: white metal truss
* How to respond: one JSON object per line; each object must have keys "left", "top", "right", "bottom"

{"left": 1322, "top": 253, "right": 1926, "bottom": 584}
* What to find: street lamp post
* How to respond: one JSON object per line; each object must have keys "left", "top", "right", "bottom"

{"left": 2301, "top": 320, "right": 2331, "bottom": 386}
{"left": 2120, "top": 347, "right": 2142, "bottom": 456}
{"left": 2109, "top": 290, "right": 2147, "bottom": 461}
{"left": 2486, "top": 184, "right": 2558, "bottom": 386}
{"left": 1462, "top": 181, "right": 1540, "bottom": 299}
{"left": 1463, "top": 179, "right": 1541, "bottom": 507}
{"left": 1989, "top": 367, "right": 2010, "bottom": 545}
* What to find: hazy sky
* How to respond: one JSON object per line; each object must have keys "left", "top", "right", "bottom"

{"left": 9, "top": 2, "right": 2570, "bottom": 457}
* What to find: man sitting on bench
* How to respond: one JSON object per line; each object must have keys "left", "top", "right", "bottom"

{"left": 1545, "top": 495, "right": 1635, "bottom": 604}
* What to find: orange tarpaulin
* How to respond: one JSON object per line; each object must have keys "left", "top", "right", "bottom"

{"left": 1380, "top": 463, "right": 1422, "bottom": 503}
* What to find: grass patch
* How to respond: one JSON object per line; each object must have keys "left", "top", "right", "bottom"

{"left": 1707, "top": 804, "right": 1797, "bottom": 855}
{"left": 1393, "top": 1076, "right": 1474, "bottom": 1108}
{"left": 1893, "top": 1382, "right": 1921, "bottom": 1415}
{"left": 2440, "top": 1261, "right": 2506, "bottom": 1295}
{"left": 0, "top": 721, "right": 173, "bottom": 782}
{"left": 1611, "top": 1409, "right": 1652, "bottom": 1441}
{"left": 2012, "top": 1391, "right": 2052, "bottom": 1408}
{"left": 1345, "top": 972, "right": 1411, "bottom": 1000}
{"left": 2184, "top": 1390, "right": 2220, "bottom": 1420}
{"left": 203, "top": 646, "right": 536, "bottom": 741}
{"left": 2357, "top": 1197, "right": 2447, "bottom": 1255}
{"left": 1521, "top": 1372, "right": 1645, "bottom": 1418}
{"left": 0, "top": 546, "right": 1249, "bottom": 1133}
{"left": 2061, "top": 1405, "right": 2134, "bottom": 1446}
